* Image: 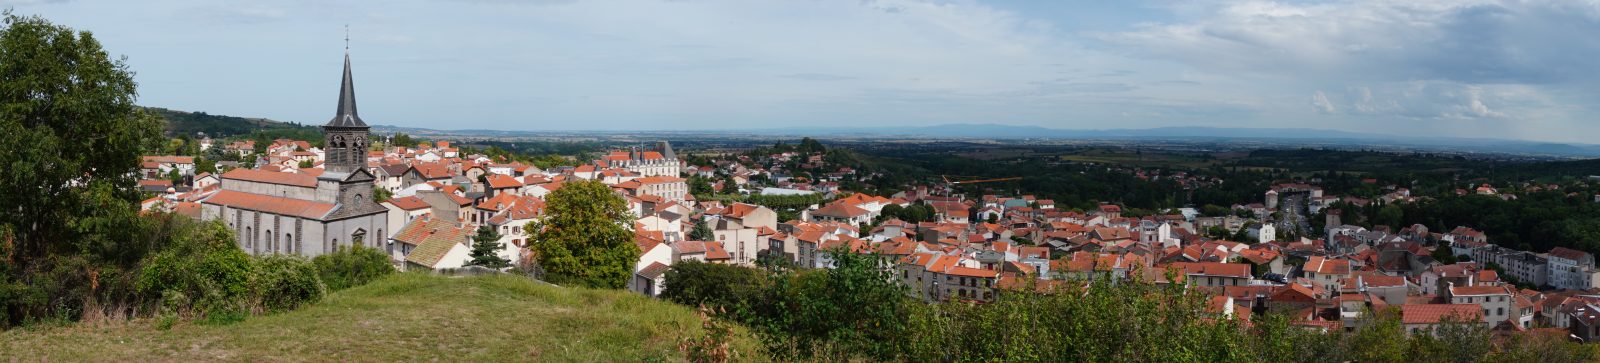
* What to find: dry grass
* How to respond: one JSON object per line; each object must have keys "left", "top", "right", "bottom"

{"left": 1, "top": 273, "right": 763, "bottom": 362}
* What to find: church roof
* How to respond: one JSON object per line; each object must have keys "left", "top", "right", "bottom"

{"left": 201, "top": 190, "right": 336, "bottom": 220}
{"left": 221, "top": 168, "right": 318, "bottom": 188}
{"left": 326, "top": 53, "right": 367, "bottom": 128}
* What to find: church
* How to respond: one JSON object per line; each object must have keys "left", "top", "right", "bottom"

{"left": 198, "top": 51, "right": 390, "bottom": 257}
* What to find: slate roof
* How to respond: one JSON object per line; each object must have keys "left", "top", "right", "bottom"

{"left": 325, "top": 53, "right": 367, "bottom": 127}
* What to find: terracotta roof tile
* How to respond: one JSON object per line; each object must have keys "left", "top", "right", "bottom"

{"left": 201, "top": 190, "right": 336, "bottom": 219}
{"left": 221, "top": 168, "right": 318, "bottom": 188}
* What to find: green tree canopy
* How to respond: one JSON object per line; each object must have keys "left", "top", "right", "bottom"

{"left": 526, "top": 180, "right": 637, "bottom": 288}
{"left": 0, "top": 11, "right": 161, "bottom": 274}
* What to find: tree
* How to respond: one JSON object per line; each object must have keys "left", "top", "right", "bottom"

{"left": 719, "top": 174, "right": 738, "bottom": 194}
{"left": 690, "top": 218, "right": 714, "bottom": 241}
{"left": 0, "top": 11, "right": 161, "bottom": 281}
{"left": 392, "top": 133, "right": 415, "bottom": 148}
{"left": 372, "top": 186, "right": 393, "bottom": 203}
{"left": 526, "top": 180, "right": 637, "bottom": 288}
{"left": 1431, "top": 245, "right": 1458, "bottom": 264}
{"left": 689, "top": 176, "right": 714, "bottom": 197}
{"left": 466, "top": 226, "right": 510, "bottom": 269}
{"left": 1375, "top": 204, "right": 1403, "bottom": 229}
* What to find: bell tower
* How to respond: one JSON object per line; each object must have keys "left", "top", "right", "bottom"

{"left": 323, "top": 50, "right": 369, "bottom": 174}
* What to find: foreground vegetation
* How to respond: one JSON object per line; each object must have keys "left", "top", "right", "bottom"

{"left": 2, "top": 273, "right": 760, "bottom": 361}
{"left": 663, "top": 252, "right": 1600, "bottom": 362}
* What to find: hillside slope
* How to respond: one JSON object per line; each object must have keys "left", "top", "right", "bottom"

{"left": 148, "top": 107, "right": 313, "bottom": 137}
{"left": 1, "top": 273, "right": 759, "bottom": 361}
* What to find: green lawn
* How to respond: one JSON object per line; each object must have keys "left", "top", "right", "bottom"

{"left": 2, "top": 273, "right": 762, "bottom": 362}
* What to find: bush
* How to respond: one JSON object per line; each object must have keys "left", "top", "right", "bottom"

{"left": 311, "top": 245, "right": 394, "bottom": 291}
{"left": 661, "top": 261, "right": 767, "bottom": 321}
{"left": 251, "top": 255, "right": 326, "bottom": 313}
{"left": 136, "top": 221, "right": 254, "bottom": 318}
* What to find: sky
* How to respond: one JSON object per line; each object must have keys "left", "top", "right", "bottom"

{"left": 5, "top": 0, "right": 1599, "bottom": 142}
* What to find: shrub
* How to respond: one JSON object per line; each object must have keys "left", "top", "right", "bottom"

{"left": 136, "top": 221, "right": 254, "bottom": 318}
{"left": 251, "top": 255, "right": 326, "bottom": 313}
{"left": 660, "top": 261, "right": 767, "bottom": 321}
{"left": 311, "top": 245, "right": 394, "bottom": 291}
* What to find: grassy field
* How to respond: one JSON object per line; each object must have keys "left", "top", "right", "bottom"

{"left": 2, "top": 273, "right": 763, "bottom": 362}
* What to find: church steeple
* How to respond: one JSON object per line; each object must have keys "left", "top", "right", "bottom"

{"left": 326, "top": 52, "right": 366, "bottom": 127}
{"left": 323, "top": 45, "right": 371, "bottom": 175}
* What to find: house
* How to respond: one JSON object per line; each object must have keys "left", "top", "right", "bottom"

{"left": 1304, "top": 256, "right": 1352, "bottom": 294}
{"left": 392, "top": 214, "right": 474, "bottom": 271}
{"left": 1448, "top": 284, "right": 1515, "bottom": 327}
{"left": 942, "top": 266, "right": 1000, "bottom": 303}
{"left": 1473, "top": 246, "right": 1549, "bottom": 287}
{"left": 631, "top": 262, "right": 671, "bottom": 297}
{"left": 673, "top": 241, "right": 733, "bottom": 263}
{"left": 381, "top": 195, "right": 433, "bottom": 240}
{"left": 1570, "top": 303, "right": 1600, "bottom": 342}
{"left": 717, "top": 203, "right": 777, "bottom": 231}
{"left": 1168, "top": 262, "right": 1253, "bottom": 287}
{"left": 1401, "top": 304, "right": 1485, "bottom": 337}
{"left": 630, "top": 232, "right": 674, "bottom": 297}
{"left": 1236, "top": 249, "right": 1285, "bottom": 276}
{"left": 811, "top": 203, "right": 872, "bottom": 225}
{"left": 1548, "top": 247, "right": 1600, "bottom": 291}
{"left": 143, "top": 156, "right": 197, "bottom": 177}
{"left": 192, "top": 172, "right": 220, "bottom": 190}
{"left": 615, "top": 176, "right": 689, "bottom": 202}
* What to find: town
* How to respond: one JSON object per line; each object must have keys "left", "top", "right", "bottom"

{"left": 122, "top": 50, "right": 1600, "bottom": 348}
{"left": 8, "top": 2, "right": 1600, "bottom": 361}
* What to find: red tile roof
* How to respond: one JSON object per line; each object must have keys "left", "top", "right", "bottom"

{"left": 221, "top": 168, "right": 318, "bottom": 188}
{"left": 202, "top": 190, "right": 335, "bottom": 219}
{"left": 485, "top": 174, "right": 521, "bottom": 189}
{"left": 384, "top": 196, "right": 430, "bottom": 211}
{"left": 1170, "top": 262, "right": 1252, "bottom": 278}
{"left": 813, "top": 203, "right": 870, "bottom": 218}
{"left": 1401, "top": 304, "right": 1483, "bottom": 324}
{"left": 946, "top": 266, "right": 1000, "bottom": 278}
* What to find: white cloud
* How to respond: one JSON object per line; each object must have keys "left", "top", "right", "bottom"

{"left": 11, "top": 0, "right": 1600, "bottom": 142}
{"left": 1099, "top": 0, "right": 1600, "bottom": 141}
{"left": 1311, "top": 91, "right": 1335, "bottom": 113}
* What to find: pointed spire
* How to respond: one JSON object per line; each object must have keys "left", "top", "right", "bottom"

{"left": 326, "top": 51, "right": 366, "bottom": 127}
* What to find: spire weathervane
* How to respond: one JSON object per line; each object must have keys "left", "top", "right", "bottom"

{"left": 344, "top": 24, "right": 349, "bottom": 51}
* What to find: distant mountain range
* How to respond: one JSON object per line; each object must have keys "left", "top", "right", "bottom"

{"left": 141, "top": 106, "right": 1600, "bottom": 158}
{"left": 726, "top": 123, "right": 1600, "bottom": 158}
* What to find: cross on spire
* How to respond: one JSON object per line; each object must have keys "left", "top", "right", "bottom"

{"left": 344, "top": 24, "right": 349, "bottom": 51}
